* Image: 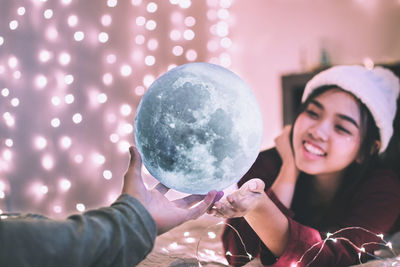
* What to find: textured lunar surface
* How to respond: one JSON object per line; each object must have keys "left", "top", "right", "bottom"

{"left": 134, "top": 62, "right": 263, "bottom": 194}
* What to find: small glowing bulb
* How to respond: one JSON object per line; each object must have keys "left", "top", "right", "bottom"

{"left": 172, "top": 45, "right": 184, "bottom": 56}
{"left": 179, "top": 0, "right": 191, "bottom": 9}
{"left": 1, "top": 88, "right": 10, "bottom": 97}
{"left": 120, "top": 64, "right": 132, "bottom": 77}
{"left": 39, "top": 50, "right": 52, "bottom": 62}
{"left": 208, "top": 232, "right": 216, "bottom": 239}
{"left": 107, "top": 0, "right": 118, "bottom": 7}
{"left": 131, "top": 0, "right": 142, "bottom": 6}
{"left": 17, "top": 7, "right": 26, "bottom": 16}
{"left": 290, "top": 263, "right": 298, "bottom": 267}
{"left": 106, "top": 54, "right": 116, "bottom": 64}
{"left": 146, "top": 2, "right": 158, "bottom": 13}
{"left": 185, "top": 49, "right": 197, "bottom": 61}
{"left": 11, "top": 98, "right": 19, "bottom": 107}
{"left": 218, "top": 8, "right": 230, "bottom": 20}
{"left": 59, "top": 178, "right": 71, "bottom": 191}
{"left": 8, "top": 57, "right": 18, "bottom": 69}
{"left": 109, "top": 133, "right": 119, "bottom": 143}
{"left": 135, "top": 35, "right": 145, "bottom": 46}
{"left": 42, "top": 155, "right": 54, "bottom": 170}
{"left": 0, "top": 36, "right": 4, "bottom": 46}
{"left": 60, "top": 136, "right": 72, "bottom": 149}
{"left": 76, "top": 203, "right": 86, "bottom": 212}
{"left": 74, "top": 154, "right": 83, "bottom": 164}
{"left": 135, "top": 86, "right": 145, "bottom": 96}
{"left": 185, "top": 237, "right": 195, "bottom": 243}
{"left": 136, "top": 16, "right": 146, "bottom": 26}
{"left": 144, "top": 55, "right": 155, "bottom": 66}
{"left": 120, "top": 104, "right": 132, "bottom": 116}
{"left": 44, "top": 9, "right": 53, "bottom": 19}
{"left": 184, "top": 16, "right": 196, "bottom": 27}
{"left": 377, "top": 233, "right": 384, "bottom": 239}
{"left": 169, "top": 30, "right": 181, "bottom": 41}
{"left": 101, "top": 14, "right": 112, "bottom": 26}
{"left": 103, "top": 73, "right": 113, "bottom": 85}
{"left": 360, "top": 247, "right": 366, "bottom": 253}
{"left": 35, "top": 75, "right": 48, "bottom": 89}
{"left": 72, "top": 113, "right": 82, "bottom": 124}
{"left": 98, "top": 32, "right": 109, "bottom": 43}
{"left": 216, "top": 21, "right": 229, "bottom": 37}
{"left": 183, "top": 29, "right": 195, "bottom": 40}
{"left": 103, "top": 170, "right": 112, "bottom": 180}
{"left": 51, "top": 118, "right": 61, "bottom": 128}
{"left": 184, "top": 231, "right": 190, "bottom": 237}
{"left": 65, "top": 94, "right": 74, "bottom": 104}
{"left": 225, "top": 251, "right": 232, "bottom": 256}
{"left": 59, "top": 52, "right": 71, "bottom": 65}
{"left": 40, "top": 185, "right": 49, "bottom": 194}
{"left": 74, "top": 31, "right": 84, "bottom": 41}
{"left": 92, "top": 153, "right": 105, "bottom": 165}
{"left": 51, "top": 96, "right": 61, "bottom": 106}
{"left": 46, "top": 26, "right": 58, "bottom": 40}
{"left": 221, "top": 37, "right": 232, "bottom": 48}
{"left": 143, "top": 74, "right": 155, "bottom": 88}
{"left": 61, "top": 0, "right": 72, "bottom": 5}
{"left": 145, "top": 20, "right": 157, "bottom": 31}
{"left": 121, "top": 123, "right": 133, "bottom": 134}
{"left": 64, "top": 74, "right": 74, "bottom": 85}
{"left": 34, "top": 136, "right": 47, "bottom": 150}
{"left": 147, "top": 39, "right": 158, "bottom": 50}
{"left": 13, "top": 71, "right": 21, "bottom": 80}
{"left": 118, "top": 140, "right": 130, "bottom": 153}
{"left": 0, "top": 192, "right": 5, "bottom": 199}
{"left": 53, "top": 205, "right": 62, "bottom": 213}
{"left": 326, "top": 232, "right": 332, "bottom": 238}
{"left": 3, "top": 150, "right": 12, "bottom": 161}
{"left": 220, "top": 0, "right": 233, "bottom": 8}
{"left": 169, "top": 242, "right": 178, "bottom": 249}
{"left": 97, "top": 93, "right": 107, "bottom": 103}
{"left": 9, "top": 20, "right": 19, "bottom": 30}
{"left": 5, "top": 139, "right": 13, "bottom": 147}
{"left": 67, "top": 15, "right": 78, "bottom": 27}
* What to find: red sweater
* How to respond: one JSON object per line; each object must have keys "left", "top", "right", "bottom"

{"left": 222, "top": 149, "right": 400, "bottom": 267}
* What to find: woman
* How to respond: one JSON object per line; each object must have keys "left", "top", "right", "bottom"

{"left": 211, "top": 65, "right": 400, "bottom": 266}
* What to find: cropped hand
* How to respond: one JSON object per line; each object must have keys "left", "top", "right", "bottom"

{"left": 274, "top": 125, "right": 296, "bottom": 167}
{"left": 209, "top": 178, "right": 266, "bottom": 219}
{"left": 122, "top": 146, "right": 223, "bottom": 235}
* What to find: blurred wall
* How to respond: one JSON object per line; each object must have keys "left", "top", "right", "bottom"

{"left": 229, "top": 0, "right": 400, "bottom": 149}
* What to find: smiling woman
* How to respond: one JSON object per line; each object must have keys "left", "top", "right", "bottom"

{"left": 212, "top": 65, "right": 400, "bottom": 267}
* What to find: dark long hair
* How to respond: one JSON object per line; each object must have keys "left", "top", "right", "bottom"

{"left": 290, "top": 85, "right": 381, "bottom": 227}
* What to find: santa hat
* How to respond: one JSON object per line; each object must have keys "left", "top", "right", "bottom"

{"left": 302, "top": 65, "right": 400, "bottom": 153}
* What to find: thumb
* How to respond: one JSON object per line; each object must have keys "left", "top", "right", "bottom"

{"left": 247, "top": 178, "right": 265, "bottom": 193}
{"left": 122, "top": 146, "right": 145, "bottom": 195}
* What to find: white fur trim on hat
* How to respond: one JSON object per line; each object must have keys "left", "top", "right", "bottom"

{"left": 302, "top": 65, "right": 400, "bottom": 153}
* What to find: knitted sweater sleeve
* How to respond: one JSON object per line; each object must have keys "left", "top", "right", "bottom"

{"left": 0, "top": 194, "right": 157, "bottom": 267}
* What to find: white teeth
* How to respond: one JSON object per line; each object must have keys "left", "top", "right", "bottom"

{"left": 304, "top": 142, "right": 325, "bottom": 156}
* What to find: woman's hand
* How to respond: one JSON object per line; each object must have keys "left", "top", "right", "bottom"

{"left": 272, "top": 125, "right": 300, "bottom": 207}
{"left": 274, "top": 125, "right": 296, "bottom": 168}
{"left": 210, "top": 178, "right": 266, "bottom": 218}
{"left": 122, "top": 146, "right": 223, "bottom": 235}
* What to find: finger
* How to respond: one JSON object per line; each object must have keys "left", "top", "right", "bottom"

{"left": 173, "top": 194, "right": 206, "bottom": 208}
{"left": 246, "top": 178, "right": 265, "bottom": 193}
{"left": 185, "top": 190, "right": 218, "bottom": 220}
{"left": 122, "top": 146, "right": 145, "bottom": 195}
{"left": 153, "top": 183, "right": 170, "bottom": 195}
{"left": 213, "top": 201, "right": 238, "bottom": 218}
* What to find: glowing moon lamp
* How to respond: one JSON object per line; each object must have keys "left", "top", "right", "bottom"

{"left": 134, "top": 62, "right": 263, "bottom": 194}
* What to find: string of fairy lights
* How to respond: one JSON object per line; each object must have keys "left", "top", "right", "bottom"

{"left": 0, "top": 0, "right": 234, "bottom": 217}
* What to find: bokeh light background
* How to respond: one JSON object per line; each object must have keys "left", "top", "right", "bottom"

{"left": 2, "top": 0, "right": 400, "bottom": 219}
{"left": 0, "top": 0, "right": 234, "bottom": 217}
